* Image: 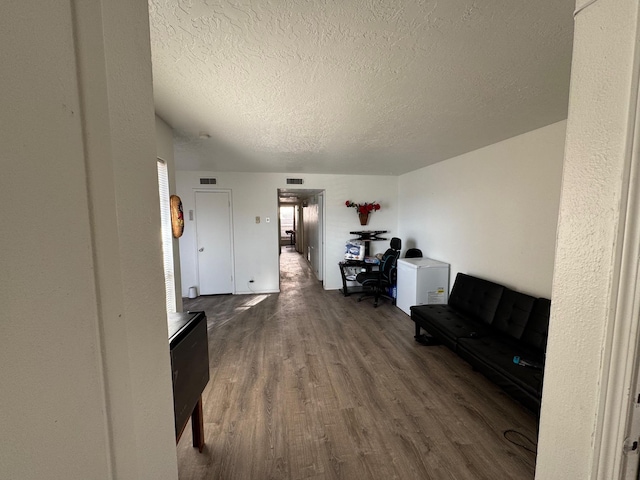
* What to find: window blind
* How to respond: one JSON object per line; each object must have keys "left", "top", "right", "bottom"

{"left": 157, "top": 160, "right": 177, "bottom": 313}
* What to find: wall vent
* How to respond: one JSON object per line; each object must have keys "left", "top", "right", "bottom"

{"left": 199, "top": 178, "right": 217, "bottom": 185}
{"left": 286, "top": 178, "right": 304, "bottom": 185}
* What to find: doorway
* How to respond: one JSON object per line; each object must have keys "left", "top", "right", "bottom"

{"left": 194, "top": 190, "right": 234, "bottom": 295}
{"left": 279, "top": 205, "right": 295, "bottom": 251}
{"left": 277, "top": 188, "right": 325, "bottom": 287}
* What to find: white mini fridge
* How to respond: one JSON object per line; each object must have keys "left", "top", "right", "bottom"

{"left": 396, "top": 258, "right": 450, "bottom": 315}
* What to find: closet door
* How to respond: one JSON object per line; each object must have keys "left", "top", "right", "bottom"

{"left": 195, "top": 191, "right": 233, "bottom": 295}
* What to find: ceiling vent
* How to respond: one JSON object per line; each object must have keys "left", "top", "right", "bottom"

{"left": 286, "top": 178, "right": 304, "bottom": 185}
{"left": 199, "top": 178, "right": 217, "bottom": 185}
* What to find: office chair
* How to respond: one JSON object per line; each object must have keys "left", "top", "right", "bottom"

{"left": 356, "top": 237, "right": 401, "bottom": 307}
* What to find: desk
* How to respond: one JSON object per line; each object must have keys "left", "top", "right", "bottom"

{"left": 339, "top": 259, "right": 379, "bottom": 296}
{"left": 168, "top": 311, "right": 209, "bottom": 452}
{"left": 285, "top": 229, "right": 296, "bottom": 246}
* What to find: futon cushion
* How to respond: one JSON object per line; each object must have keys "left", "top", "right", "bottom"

{"left": 457, "top": 335, "right": 544, "bottom": 399}
{"left": 490, "top": 289, "right": 536, "bottom": 340}
{"left": 411, "top": 304, "right": 491, "bottom": 350}
{"left": 448, "top": 273, "right": 504, "bottom": 325}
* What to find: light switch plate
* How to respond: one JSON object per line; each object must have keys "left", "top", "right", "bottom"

{"left": 255, "top": 216, "right": 260, "bottom": 224}
{"left": 266, "top": 217, "right": 270, "bottom": 223}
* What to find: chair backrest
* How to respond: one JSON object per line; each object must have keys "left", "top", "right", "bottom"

{"left": 405, "top": 248, "right": 422, "bottom": 258}
{"left": 379, "top": 248, "right": 401, "bottom": 283}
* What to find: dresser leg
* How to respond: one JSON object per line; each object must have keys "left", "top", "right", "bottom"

{"left": 191, "top": 396, "right": 205, "bottom": 452}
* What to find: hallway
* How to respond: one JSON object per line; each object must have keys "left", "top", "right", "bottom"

{"left": 179, "top": 250, "right": 537, "bottom": 479}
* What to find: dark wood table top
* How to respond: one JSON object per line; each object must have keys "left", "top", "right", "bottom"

{"left": 167, "top": 311, "right": 206, "bottom": 346}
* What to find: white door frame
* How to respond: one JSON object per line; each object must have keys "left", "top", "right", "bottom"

{"left": 596, "top": 87, "right": 640, "bottom": 479}
{"left": 318, "top": 191, "right": 325, "bottom": 286}
{"left": 193, "top": 188, "right": 235, "bottom": 295}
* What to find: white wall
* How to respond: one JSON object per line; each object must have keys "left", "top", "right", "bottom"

{"left": 0, "top": 4, "right": 111, "bottom": 478}
{"left": 0, "top": 2, "right": 178, "bottom": 479}
{"left": 176, "top": 171, "right": 398, "bottom": 295}
{"left": 155, "top": 115, "right": 183, "bottom": 311}
{"left": 537, "top": 0, "right": 640, "bottom": 478}
{"left": 397, "top": 121, "right": 566, "bottom": 298}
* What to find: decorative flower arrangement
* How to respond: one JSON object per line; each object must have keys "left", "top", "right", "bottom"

{"left": 345, "top": 200, "right": 381, "bottom": 214}
{"left": 345, "top": 200, "right": 381, "bottom": 225}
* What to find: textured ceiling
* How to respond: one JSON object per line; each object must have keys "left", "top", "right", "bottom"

{"left": 148, "top": 0, "right": 574, "bottom": 175}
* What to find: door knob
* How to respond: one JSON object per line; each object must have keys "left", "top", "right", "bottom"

{"left": 199, "top": 247, "right": 204, "bottom": 252}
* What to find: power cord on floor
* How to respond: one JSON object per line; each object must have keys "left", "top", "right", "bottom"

{"left": 503, "top": 429, "right": 537, "bottom": 454}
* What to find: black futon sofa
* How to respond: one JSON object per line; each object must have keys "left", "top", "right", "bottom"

{"left": 411, "top": 273, "right": 550, "bottom": 412}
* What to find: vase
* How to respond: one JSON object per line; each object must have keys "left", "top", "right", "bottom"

{"left": 358, "top": 212, "right": 369, "bottom": 225}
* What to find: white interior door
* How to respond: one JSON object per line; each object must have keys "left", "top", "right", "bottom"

{"left": 195, "top": 191, "right": 233, "bottom": 295}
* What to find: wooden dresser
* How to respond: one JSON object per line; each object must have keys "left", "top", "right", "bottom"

{"left": 168, "top": 311, "right": 209, "bottom": 451}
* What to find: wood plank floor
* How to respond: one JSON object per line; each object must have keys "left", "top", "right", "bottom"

{"left": 179, "top": 250, "right": 537, "bottom": 479}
